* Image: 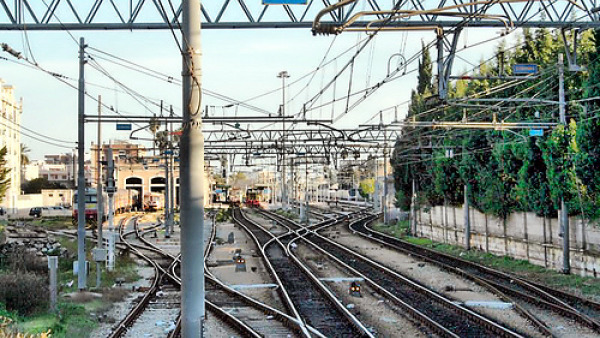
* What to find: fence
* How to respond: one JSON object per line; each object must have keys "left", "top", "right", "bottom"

{"left": 414, "top": 205, "right": 600, "bottom": 277}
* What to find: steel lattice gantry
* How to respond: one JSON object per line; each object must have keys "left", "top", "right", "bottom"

{"left": 201, "top": 127, "right": 401, "bottom": 157}
{"left": 1, "top": 0, "right": 600, "bottom": 30}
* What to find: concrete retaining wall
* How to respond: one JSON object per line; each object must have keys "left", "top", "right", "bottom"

{"left": 415, "top": 205, "right": 600, "bottom": 277}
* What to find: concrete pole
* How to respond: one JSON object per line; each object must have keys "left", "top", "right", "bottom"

{"left": 76, "top": 37, "right": 87, "bottom": 291}
{"left": 464, "top": 183, "right": 470, "bottom": 250}
{"left": 107, "top": 147, "right": 115, "bottom": 272}
{"left": 181, "top": 0, "right": 206, "bottom": 335}
{"left": 96, "top": 95, "right": 103, "bottom": 288}
{"left": 558, "top": 53, "right": 570, "bottom": 274}
{"left": 48, "top": 256, "right": 58, "bottom": 313}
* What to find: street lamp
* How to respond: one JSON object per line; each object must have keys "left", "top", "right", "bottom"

{"left": 277, "top": 71, "right": 290, "bottom": 209}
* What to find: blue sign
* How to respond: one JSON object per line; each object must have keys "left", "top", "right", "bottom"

{"left": 513, "top": 64, "right": 539, "bottom": 75}
{"left": 116, "top": 123, "right": 132, "bottom": 131}
{"left": 263, "top": 0, "right": 307, "bottom": 4}
{"left": 529, "top": 129, "right": 544, "bottom": 137}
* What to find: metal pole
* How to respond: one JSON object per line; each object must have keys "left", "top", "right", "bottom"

{"left": 278, "top": 71, "right": 289, "bottom": 209}
{"left": 164, "top": 143, "right": 170, "bottom": 238}
{"left": 305, "top": 160, "right": 309, "bottom": 224}
{"left": 437, "top": 32, "right": 446, "bottom": 99}
{"left": 96, "top": 95, "right": 103, "bottom": 288}
{"left": 164, "top": 116, "right": 171, "bottom": 238}
{"left": 169, "top": 112, "right": 176, "bottom": 234}
{"left": 181, "top": 0, "right": 205, "bottom": 335}
{"left": 464, "top": 183, "right": 470, "bottom": 250}
{"left": 107, "top": 147, "right": 115, "bottom": 272}
{"left": 373, "top": 158, "right": 380, "bottom": 211}
{"left": 383, "top": 130, "right": 389, "bottom": 224}
{"left": 410, "top": 179, "right": 415, "bottom": 235}
{"left": 77, "top": 37, "right": 87, "bottom": 291}
{"left": 558, "top": 53, "right": 570, "bottom": 274}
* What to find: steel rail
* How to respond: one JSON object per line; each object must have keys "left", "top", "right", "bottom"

{"left": 234, "top": 208, "right": 373, "bottom": 337}
{"left": 353, "top": 218, "right": 600, "bottom": 332}
{"left": 261, "top": 209, "right": 524, "bottom": 337}
{"left": 108, "top": 216, "right": 163, "bottom": 338}
{"left": 133, "top": 217, "right": 305, "bottom": 338}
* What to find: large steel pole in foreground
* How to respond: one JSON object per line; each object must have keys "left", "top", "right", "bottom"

{"left": 77, "top": 37, "right": 87, "bottom": 291}
{"left": 181, "top": 0, "right": 205, "bottom": 336}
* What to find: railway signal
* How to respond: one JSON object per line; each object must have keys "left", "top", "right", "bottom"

{"left": 349, "top": 281, "right": 362, "bottom": 297}
{"left": 235, "top": 257, "right": 247, "bottom": 272}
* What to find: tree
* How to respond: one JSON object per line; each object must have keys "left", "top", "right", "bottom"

{"left": 359, "top": 178, "right": 375, "bottom": 199}
{"left": 417, "top": 42, "right": 433, "bottom": 95}
{"left": 0, "top": 147, "right": 11, "bottom": 202}
{"left": 20, "top": 144, "right": 30, "bottom": 167}
{"left": 21, "top": 178, "right": 63, "bottom": 194}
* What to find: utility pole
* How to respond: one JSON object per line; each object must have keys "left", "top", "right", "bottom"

{"left": 305, "top": 160, "right": 309, "bottom": 225}
{"left": 163, "top": 111, "right": 171, "bottom": 238}
{"left": 181, "top": 0, "right": 205, "bottom": 336}
{"left": 169, "top": 106, "right": 176, "bottom": 234}
{"left": 96, "top": 95, "right": 103, "bottom": 288}
{"left": 383, "top": 130, "right": 389, "bottom": 224}
{"left": 76, "top": 37, "right": 87, "bottom": 291}
{"left": 373, "top": 157, "right": 380, "bottom": 211}
{"left": 410, "top": 179, "right": 416, "bottom": 235}
{"left": 558, "top": 53, "right": 570, "bottom": 274}
{"left": 464, "top": 183, "right": 470, "bottom": 250}
{"left": 106, "top": 147, "right": 116, "bottom": 272}
{"left": 278, "top": 71, "right": 289, "bottom": 210}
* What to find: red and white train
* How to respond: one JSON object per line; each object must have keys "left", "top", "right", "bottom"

{"left": 72, "top": 188, "right": 140, "bottom": 224}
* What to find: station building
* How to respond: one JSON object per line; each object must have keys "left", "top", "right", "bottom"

{"left": 91, "top": 140, "right": 211, "bottom": 208}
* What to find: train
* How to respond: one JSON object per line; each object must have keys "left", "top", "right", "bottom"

{"left": 310, "top": 187, "right": 364, "bottom": 201}
{"left": 143, "top": 192, "right": 164, "bottom": 211}
{"left": 245, "top": 188, "right": 261, "bottom": 207}
{"left": 72, "top": 188, "right": 139, "bottom": 224}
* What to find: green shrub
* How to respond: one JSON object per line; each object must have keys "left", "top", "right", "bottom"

{"left": 0, "top": 272, "right": 48, "bottom": 315}
{"left": 4, "top": 247, "right": 47, "bottom": 274}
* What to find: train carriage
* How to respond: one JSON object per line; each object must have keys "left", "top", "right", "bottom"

{"left": 72, "top": 188, "right": 139, "bottom": 224}
{"left": 143, "top": 192, "right": 164, "bottom": 211}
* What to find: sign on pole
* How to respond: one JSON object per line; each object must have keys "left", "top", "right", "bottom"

{"left": 529, "top": 129, "right": 544, "bottom": 137}
{"left": 513, "top": 64, "right": 539, "bottom": 75}
{"left": 116, "top": 123, "right": 132, "bottom": 131}
{"left": 263, "top": 0, "right": 307, "bottom": 4}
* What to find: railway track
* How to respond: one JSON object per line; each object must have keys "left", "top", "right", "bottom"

{"left": 260, "top": 208, "right": 527, "bottom": 337}
{"left": 129, "top": 215, "right": 308, "bottom": 338}
{"left": 348, "top": 217, "right": 600, "bottom": 334}
{"left": 51, "top": 215, "right": 297, "bottom": 337}
{"left": 232, "top": 207, "right": 373, "bottom": 337}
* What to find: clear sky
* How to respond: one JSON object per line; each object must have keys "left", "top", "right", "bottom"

{"left": 0, "top": 23, "right": 512, "bottom": 160}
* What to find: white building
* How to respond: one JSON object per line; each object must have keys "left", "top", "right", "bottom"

{"left": 0, "top": 79, "right": 22, "bottom": 212}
